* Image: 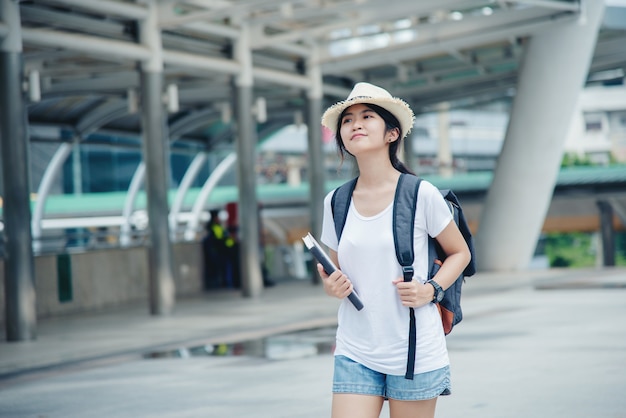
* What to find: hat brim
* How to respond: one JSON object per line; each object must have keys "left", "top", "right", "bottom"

{"left": 321, "top": 96, "right": 415, "bottom": 139}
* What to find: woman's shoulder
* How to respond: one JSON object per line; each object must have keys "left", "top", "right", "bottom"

{"left": 414, "top": 177, "right": 440, "bottom": 198}
{"left": 324, "top": 188, "right": 336, "bottom": 203}
{"left": 325, "top": 178, "right": 359, "bottom": 202}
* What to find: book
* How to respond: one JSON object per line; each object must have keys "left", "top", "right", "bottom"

{"left": 302, "top": 232, "right": 364, "bottom": 311}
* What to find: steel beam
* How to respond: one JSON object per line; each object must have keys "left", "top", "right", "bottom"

{"left": 184, "top": 153, "right": 237, "bottom": 241}
{"left": 31, "top": 142, "right": 72, "bottom": 253}
{"left": 19, "top": 28, "right": 320, "bottom": 91}
{"left": 250, "top": 0, "right": 481, "bottom": 49}
{"left": 22, "top": 28, "right": 152, "bottom": 61}
{"left": 509, "top": 0, "right": 581, "bottom": 11}
{"left": 162, "top": 49, "right": 239, "bottom": 74}
{"left": 320, "top": 8, "right": 578, "bottom": 73}
{"left": 252, "top": 66, "right": 310, "bottom": 90}
{"left": 169, "top": 153, "right": 208, "bottom": 242}
{"left": 119, "top": 162, "right": 145, "bottom": 247}
{"left": 38, "top": 0, "right": 149, "bottom": 21}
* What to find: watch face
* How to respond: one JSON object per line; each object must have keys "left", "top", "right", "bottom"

{"left": 430, "top": 281, "right": 444, "bottom": 303}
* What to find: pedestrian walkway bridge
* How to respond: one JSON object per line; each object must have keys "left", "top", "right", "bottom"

{"left": 6, "top": 164, "right": 626, "bottom": 254}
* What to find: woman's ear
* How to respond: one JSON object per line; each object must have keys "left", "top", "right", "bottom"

{"left": 387, "top": 128, "right": 400, "bottom": 143}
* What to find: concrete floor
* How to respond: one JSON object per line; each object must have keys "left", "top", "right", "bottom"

{"left": 1, "top": 267, "right": 625, "bottom": 418}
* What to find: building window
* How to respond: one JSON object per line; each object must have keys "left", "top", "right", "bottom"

{"left": 584, "top": 113, "right": 603, "bottom": 132}
{"left": 585, "top": 121, "right": 602, "bottom": 131}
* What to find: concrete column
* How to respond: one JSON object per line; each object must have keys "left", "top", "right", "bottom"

{"left": 402, "top": 122, "right": 414, "bottom": 173}
{"left": 235, "top": 24, "right": 263, "bottom": 298}
{"left": 475, "top": 0, "right": 606, "bottom": 271}
{"left": 596, "top": 200, "right": 615, "bottom": 266}
{"left": 404, "top": 109, "right": 419, "bottom": 174}
{"left": 306, "top": 98, "right": 324, "bottom": 235}
{"left": 0, "top": 0, "right": 37, "bottom": 341}
{"left": 72, "top": 138, "right": 82, "bottom": 194}
{"left": 437, "top": 103, "right": 453, "bottom": 177}
{"left": 139, "top": 0, "right": 175, "bottom": 314}
{"left": 306, "top": 46, "right": 324, "bottom": 284}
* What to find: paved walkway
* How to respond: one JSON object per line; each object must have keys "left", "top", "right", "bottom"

{"left": 0, "top": 277, "right": 341, "bottom": 380}
{"left": 1, "top": 267, "right": 625, "bottom": 417}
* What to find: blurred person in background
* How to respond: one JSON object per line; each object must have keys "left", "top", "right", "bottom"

{"left": 202, "top": 209, "right": 237, "bottom": 289}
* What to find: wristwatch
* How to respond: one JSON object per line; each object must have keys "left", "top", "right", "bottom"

{"left": 427, "top": 280, "right": 444, "bottom": 303}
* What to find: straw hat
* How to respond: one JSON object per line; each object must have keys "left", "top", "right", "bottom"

{"left": 321, "top": 82, "right": 415, "bottom": 139}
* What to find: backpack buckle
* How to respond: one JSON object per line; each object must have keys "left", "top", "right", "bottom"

{"left": 402, "top": 266, "right": 414, "bottom": 282}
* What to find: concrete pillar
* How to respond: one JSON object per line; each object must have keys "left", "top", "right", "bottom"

{"left": 305, "top": 104, "right": 324, "bottom": 234}
{"left": 402, "top": 129, "right": 414, "bottom": 173}
{"left": 72, "top": 138, "right": 83, "bottom": 194}
{"left": 596, "top": 200, "right": 615, "bottom": 266}
{"left": 306, "top": 46, "right": 324, "bottom": 284}
{"left": 475, "top": 0, "right": 606, "bottom": 271}
{"left": 437, "top": 103, "right": 453, "bottom": 177}
{"left": 139, "top": 0, "right": 175, "bottom": 314}
{"left": 235, "top": 24, "right": 263, "bottom": 298}
{"left": 0, "top": 0, "right": 37, "bottom": 341}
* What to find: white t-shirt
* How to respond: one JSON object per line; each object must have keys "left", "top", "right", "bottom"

{"left": 321, "top": 178, "right": 453, "bottom": 376}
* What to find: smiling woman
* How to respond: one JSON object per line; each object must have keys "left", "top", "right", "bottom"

{"left": 315, "top": 82, "right": 471, "bottom": 418}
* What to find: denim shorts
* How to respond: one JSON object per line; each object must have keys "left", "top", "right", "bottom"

{"left": 332, "top": 355, "right": 451, "bottom": 401}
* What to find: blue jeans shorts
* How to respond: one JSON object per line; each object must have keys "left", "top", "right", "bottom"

{"left": 332, "top": 355, "right": 451, "bottom": 401}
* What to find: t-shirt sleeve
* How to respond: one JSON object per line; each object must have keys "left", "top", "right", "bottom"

{"left": 320, "top": 190, "right": 339, "bottom": 251}
{"left": 420, "top": 180, "right": 453, "bottom": 238}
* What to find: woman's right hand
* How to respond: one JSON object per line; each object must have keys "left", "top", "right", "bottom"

{"left": 316, "top": 263, "right": 354, "bottom": 300}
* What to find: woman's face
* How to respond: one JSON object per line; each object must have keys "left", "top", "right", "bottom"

{"left": 339, "top": 103, "right": 397, "bottom": 156}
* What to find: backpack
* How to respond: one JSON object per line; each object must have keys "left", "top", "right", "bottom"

{"left": 331, "top": 173, "right": 476, "bottom": 379}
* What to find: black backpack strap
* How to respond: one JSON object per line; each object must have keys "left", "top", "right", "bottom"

{"left": 331, "top": 177, "right": 358, "bottom": 242}
{"left": 393, "top": 174, "right": 421, "bottom": 281}
{"left": 392, "top": 173, "right": 422, "bottom": 380}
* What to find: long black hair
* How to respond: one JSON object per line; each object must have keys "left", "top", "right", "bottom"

{"left": 334, "top": 103, "right": 415, "bottom": 175}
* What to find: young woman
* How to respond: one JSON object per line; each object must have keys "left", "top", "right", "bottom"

{"left": 318, "top": 83, "right": 471, "bottom": 418}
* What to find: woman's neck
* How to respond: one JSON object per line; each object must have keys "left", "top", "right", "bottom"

{"left": 355, "top": 155, "right": 400, "bottom": 189}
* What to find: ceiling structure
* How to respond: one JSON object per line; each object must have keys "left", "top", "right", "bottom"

{"left": 11, "top": 0, "right": 626, "bottom": 147}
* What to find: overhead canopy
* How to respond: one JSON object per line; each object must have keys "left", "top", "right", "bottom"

{"left": 14, "top": 0, "right": 626, "bottom": 146}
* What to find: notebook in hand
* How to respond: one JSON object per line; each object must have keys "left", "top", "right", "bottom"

{"left": 302, "top": 232, "right": 364, "bottom": 311}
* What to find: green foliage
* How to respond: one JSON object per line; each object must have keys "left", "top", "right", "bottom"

{"left": 617, "top": 232, "right": 626, "bottom": 263}
{"left": 544, "top": 231, "right": 626, "bottom": 268}
{"left": 544, "top": 232, "right": 595, "bottom": 267}
{"left": 561, "top": 153, "right": 593, "bottom": 167}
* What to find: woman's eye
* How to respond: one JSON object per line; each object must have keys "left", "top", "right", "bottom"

{"left": 342, "top": 118, "right": 352, "bottom": 124}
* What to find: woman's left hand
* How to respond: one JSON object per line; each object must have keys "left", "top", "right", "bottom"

{"left": 392, "top": 279, "right": 434, "bottom": 308}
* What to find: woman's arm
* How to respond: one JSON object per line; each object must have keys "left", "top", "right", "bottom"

{"left": 393, "top": 220, "right": 471, "bottom": 307}
{"left": 430, "top": 220, "right": 472, "bottom": 291}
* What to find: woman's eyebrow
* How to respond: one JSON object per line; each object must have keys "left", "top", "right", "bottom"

{"left": 343, "top": 108, "right": 374, "bottom": 118}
